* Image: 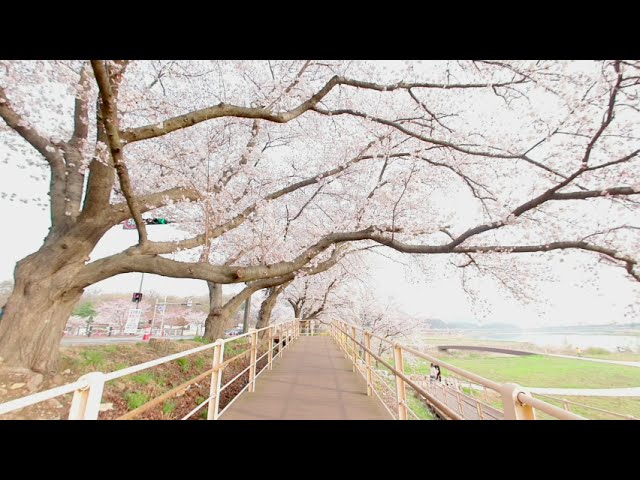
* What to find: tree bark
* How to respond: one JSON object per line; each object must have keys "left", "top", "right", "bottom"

{"left": 256, "top": 283, "right": 289, "bottom": 337}
{"left": 204, "top": 282, "right": 227, "bottom": 341}
{"left": 0, "top": 253, "right": 85, "bottom": 373}
{"left": 0, "top": 216, "right": 110, "bottom": 373}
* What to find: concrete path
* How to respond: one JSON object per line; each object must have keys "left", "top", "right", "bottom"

{"left": 220, "top": 336, "right": 391, "bottom": 420}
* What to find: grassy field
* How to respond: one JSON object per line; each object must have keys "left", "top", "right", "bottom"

{"left": 399, "top": 349, "right": 640, "bottom": 419}
{"left": 427, "top": 355, "right": 640, "bottom": 388}
{"left": 533, "top": 395, "right": 640, "bottom": 420}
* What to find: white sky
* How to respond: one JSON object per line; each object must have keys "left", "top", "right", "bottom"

{"left": 0, "top": 150, "right": 637, "bottom": 328}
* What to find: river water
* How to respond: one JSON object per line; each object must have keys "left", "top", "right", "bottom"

{"left": 470, "top": 332, "right": 640, "bottom": 352}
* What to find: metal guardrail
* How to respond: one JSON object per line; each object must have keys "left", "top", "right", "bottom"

{"left": 330, "top": 320, "right": 586, "bottom": 420}
{"left": 533, "top": 393, "right": 637, "bottom": 420}
{"left": 0, "top": 319, "right": 301, "bottom": 420}
{"left": 2, "top": 318, "right": 607, "bottom": 420}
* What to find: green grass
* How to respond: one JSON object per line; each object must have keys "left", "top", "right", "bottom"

{"left": 114, "top": 362, "right": 130, "bottom": 370}
{"left": 162, "top": 401, "right": 177, "bottom": 415}
{"left": 584, "top": 347, "right": 610, "bottom": 356}
{"left": 131, "top": 372, "right": 156, "bottom": 385}
{"left": 225, "top": 338, "right": 250, "bottom": 357}
{"left": 407, "top": 393, "right": 435, "bottom": 420}
{"left": 533, "top": 395, "right": 640, "bottom": 420}
{"left": 194, "top": 356, "right": 206, "bottom": 371}
{"left": 175, "top": 357, "right": 191, "bottom": 372}
{"left": 102, "top": 345, "right": 119, "bottom": 353}
{"left": 193, "top": 336, "right": 210, "bottom": 344}
{"left": 439, "top": 355, "right": 640, "bottom": 388}
{"left": 195, "top": 396, "right": 205, "bottom": 405}
{"left": 402, "top": 353, "right": 640, "bottom": 419}
{"left": 124, "top": 391, "right": 149, "bottom": 410}
{"left": 81, "top": 350, "right": 105, "bottom": 368}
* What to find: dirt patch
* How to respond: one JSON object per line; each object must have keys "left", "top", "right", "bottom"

{"left": 0, "top": 337, "right": 272, "bottom": 420}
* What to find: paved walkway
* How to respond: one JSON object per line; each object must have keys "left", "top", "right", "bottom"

{"left": 220, "top": 336, "right": 391, "bottom": 420}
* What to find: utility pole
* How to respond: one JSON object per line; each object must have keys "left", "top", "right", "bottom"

{"left": 160, "top": 295, "right": 167, "bottom": 337}
{"left": 138, "top": 273, "right": 145, "bottom": 300}
{"left": 243, "top": 295, "right": 251, "bottom": 334}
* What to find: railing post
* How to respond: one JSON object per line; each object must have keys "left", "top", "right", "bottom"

{"left": 365, "top": 331, "right": 373, "bottom": 396}
{"left": 342, "top": 323, "right": 348, "bottom": 358}
{"left": 562, "top": 400, "right": 571, "bottom": 412}
{"left": 268, "top": 325, "right": 274, "bottom": 370}
{"left": 287, "top": 322, "right": 291, "bottom": 348}
{"left": 351, "top": 326, "right": 357, "bottom": 372}
{"left": 500, "top": 383, "right": 536, "bottom": 420}
{"left": 393, "top": 343, "right": 408, "bottom": 420}
{"left": 456, "top": 390, "right": 464, "bottom": 416}
{"left": 207, "top": 339, "right": 225, "bottom": 420}
{"left": 68, "top": 372, "right": 106, "bottom": 420}
{"left": 248, "top": 328, "right": 258, "bottom": 392}
{"left": 280, "top": 323, "right": 286, "bottom": 357}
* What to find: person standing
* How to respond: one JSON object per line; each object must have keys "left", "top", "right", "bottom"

{"left": 435, "top": 364, "right": 442, "bottom": 382}
{"left": 429, "top": 363, "right": 437, "bottom": 384}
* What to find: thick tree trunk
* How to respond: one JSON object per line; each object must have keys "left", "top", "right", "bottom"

{"left": 257, "top": 283, "right": 290, "bottom": 338}
{"left": 0, "top": 252, "right": 86, "bottom": 373}
{"left": 256, "top": 288, "right": 277, "bottom": 331}
{"left": 204, "top": 282, "right": 227, "bottom": 341}
{"left": 0, "top": 216, "right": 108, "bottom": 373}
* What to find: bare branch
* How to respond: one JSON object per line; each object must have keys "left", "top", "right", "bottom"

{"left": 91, "top": 60, "right": 148, "bottom": 245}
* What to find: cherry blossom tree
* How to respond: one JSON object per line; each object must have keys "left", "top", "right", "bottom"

{"left": 94, "top": 299, "right": 132, "bottom": 333}
{"left": 0, "top": 59, "right": 638, "bottom": 374}
{"left": 337, "top": 285, "right": 422, "bottom": 358}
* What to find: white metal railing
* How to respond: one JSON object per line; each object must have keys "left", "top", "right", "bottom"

{"left": 330, "top": 320, "right": 587, "bottom": 420}
{"left": 0, "top": 318, "right": 301, "bottom": 420}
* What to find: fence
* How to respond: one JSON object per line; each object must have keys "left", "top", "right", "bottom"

{"left": 0, "top": 319, "right": 301, "bottom": 420}
{"left": 330, "top": 320, "right": 586, "bottom": 420}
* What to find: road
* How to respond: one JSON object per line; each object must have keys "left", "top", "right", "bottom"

{"left": 60, "top": 335, "right": 195, "bottom": 346}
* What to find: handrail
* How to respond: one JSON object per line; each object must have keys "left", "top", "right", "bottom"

{"left": 333, "top": 322, "right": 463, "bottom": 420}
{"left": 0, "top": 378, "right": 88, "bottom": 416}
{"left": 0, "top": 318, "right": 301, "bottom": 420}
{"left": 516, "top": 392, "right": 584, "bottom": 420}
{"left": 534, "top": 393, "right": 637, "bottom": 420}
{"left": 331, "top": 320, "right": 588, "bottom": 420}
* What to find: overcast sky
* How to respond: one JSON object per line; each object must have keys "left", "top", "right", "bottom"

{"left": 1, "top": 147, "right": 636, "bottom": 328}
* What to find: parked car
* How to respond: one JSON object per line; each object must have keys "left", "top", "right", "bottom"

{"left": 225, "top": 327, "right": 243, "bottom": 337}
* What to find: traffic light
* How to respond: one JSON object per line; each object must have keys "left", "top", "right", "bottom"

{"left": 123, "top": 218, "right": 171, "bottom": 229}
{"left": 132, "top": 292, "right": 143, "bottom": 303}
{"left": 144, "top": 218, "right": 169, "bottom": 225}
